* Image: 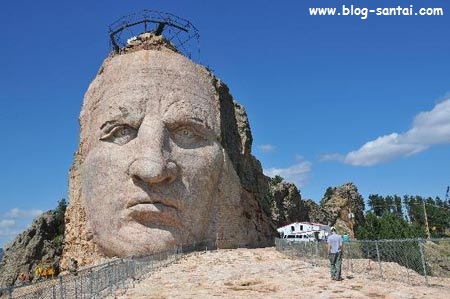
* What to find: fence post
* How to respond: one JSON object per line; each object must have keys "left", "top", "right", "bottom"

{"left": 346, "top": 242, "right": 350, "bottom": 274}
{"left": 74, "top": 276, "right": 77, "bottom": 299}
{"left": 89, "top": 269, "right": 93, "bottom": 298}
{"left": 120, "top": 261, "right": 124, "bottom": 288}
{"left": 115, "top": 262, "right": 118, "bottom": 287}
{"left": 314, "top": 241, "right": 319, "bottom": 267}
{"left": 418, "top": 239, "right": 429, "bottom": 286}
{"left": 375, "top": 241, "right": 384, "bottom": 279}
{"left": 59, "top": 275, "right": 63, "bottom": 299}
{"left": 131, "top": 260, "right": 136, "bottom": 288}
{"left": 150, "top": 255, "right": 153, "bottom": 273}
{"left": 122, "top": 261, "right": 126, "bottom": 287}
{"left": 349, "top": 241, "right": 354, "bottom": 273}
{"left": 52, "top": 285, "right": 56, "bottom": 299}
{"left": 111, "top": 263, "right": 116, "bottom": 294}
{"left": 97, "top": 268, "right": 100, "bottom": 294}
{"left": 81, "top": 272, "right": 84, "bottom": 298}
{"left": 108, "top": 263, "right": 113, "bottom": 295}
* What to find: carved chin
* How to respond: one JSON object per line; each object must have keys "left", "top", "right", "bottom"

{"left": 91, "top": 218, "right": 179, "bottom": 257}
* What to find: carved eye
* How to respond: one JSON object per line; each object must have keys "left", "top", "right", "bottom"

{"left": 100, "top": 125, "right": 138, "bottom": 145}
{"left": 170, "top": 126, "right": 206, "bottom": 148}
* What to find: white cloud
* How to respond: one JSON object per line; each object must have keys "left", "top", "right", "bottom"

{"left": 405, "top": 99, "right": 450, "bottom": 144}
{"left": 4, "top": 208, "right": 43, "bottom": 219}
{"left": 334, "top": 98, "right": 450, "bottom": 166}
{"left": 264, "top": 159, "right": 312, "bottom": 187}
{"left": 319, "top": 153, "right": 345, "bottom": 162}
{"left": 0, "top": 229, "right": 20, "bottom": 238}
{"left": 0, "top": 208, "right": 44, "bottom": 247}
{"left": 294, "top": 154, "right": 306, "bottom": 161}
{"left": 0, "top": 219, "right": 15, "bottom": 229}
{"left": 0, "top": 209, "right": 43, "bottom": 246}
{"left": 257, "top": 144, "right": 276, "bottom": 153}
{"left": 344, "top": 133, "right": 428, "bottom": 166}
{"left": 0, "top": 220, "right": 19, "bottom": 240}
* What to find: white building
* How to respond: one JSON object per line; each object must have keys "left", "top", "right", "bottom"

{"left": 277, "top": 222, "right": 331, "bottom": 241}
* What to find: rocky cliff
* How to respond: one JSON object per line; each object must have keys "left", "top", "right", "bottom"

{"left": 0, "top": 210, "right": 64, "bottom": 288}
{"left": 320, "top": 182, "right": 365, "bottom": 236}
{"left": 267, "top": 178, "right": 308, "bottom": 227}
{"left": 302, "top": 199, "right": 327, "bottom": 224}
{"left": 267, "top": 180, "right": 365, "bottom": 236}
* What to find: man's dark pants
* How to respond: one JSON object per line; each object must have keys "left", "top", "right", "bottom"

{"left": 329, "top": 251, "right": 342, "bottom": 280}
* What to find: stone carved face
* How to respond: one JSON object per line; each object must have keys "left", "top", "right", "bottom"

{"left": 80, "top": 51, "right": 225, "bottom": 256}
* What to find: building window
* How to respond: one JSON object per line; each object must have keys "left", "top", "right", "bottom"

{"left": 291, "top": 226, "right": 295, "bottom": 231}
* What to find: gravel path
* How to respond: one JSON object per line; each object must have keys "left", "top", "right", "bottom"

{"left": 112, "top": 247, "right": 449, "bottom": 299}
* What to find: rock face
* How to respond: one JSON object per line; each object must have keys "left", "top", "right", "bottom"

{"left": 61, "top": 32, "right": 276, "bottom": 269}
{"left": 0, "top": 211, "right": 63, "bottom": 288}
{"left": 121, "top": 33, "right": 178, "bottom": 54}
{"left": 268, "top": 179, "right": 308, "bottom": 227}
{"left": 0, "top": 248, "right": 3, "bottom": 261}
{"left": 320, "top": 182, "right": 365, "bottom": 237}
{"left": 303, "top": 199, "right": 327, "bottom": 224}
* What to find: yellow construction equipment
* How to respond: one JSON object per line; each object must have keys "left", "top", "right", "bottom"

{"left": 35, "top": 262, "right": 55, "bottom": 280}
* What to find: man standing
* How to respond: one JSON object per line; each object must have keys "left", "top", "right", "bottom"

{"left": 327, "top": 227, "right": 344, "bottom": 281}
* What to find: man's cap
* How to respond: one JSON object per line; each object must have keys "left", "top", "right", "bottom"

{"left": 330, "top": 226, "right": 336, "bottom": 232}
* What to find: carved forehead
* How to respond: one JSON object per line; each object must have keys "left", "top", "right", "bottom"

{"left": 84, "top": 51, "right": 219, "bottom": 122}
{"left": 90, "top": 51, "right": 217, "bottom": 104}
{"left": 80, "top": 51, "right": 221, "bottom": 143}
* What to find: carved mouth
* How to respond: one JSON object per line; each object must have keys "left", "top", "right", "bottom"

{"left": 126, "top": 197, "right": 179, "bottom": 210}
{"left": 125, "top": 199, "right": 180, "bottom": 228}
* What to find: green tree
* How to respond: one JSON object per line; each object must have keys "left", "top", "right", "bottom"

{"left": 269, "top": 175, "right": 284, "bottom": 185}
{"left": 356, "top": 211, "right": 423, "bottom": 240}
{"left": 53, "top": 198, "right": 67, "bottom": 249}
{"left": 356, "top": 212, "right": 379, "bottom": 240}
{"left": 424, "top": 196, "right": 450, "bottom": 237}
{"left": 368, "top": 194, "right": 385, "bottom": 216}
{"left": 320, "top": 187, "right": 334, "bottom": 205}
{"left": 393, "top": 195, "right": 403, "bottom": 218}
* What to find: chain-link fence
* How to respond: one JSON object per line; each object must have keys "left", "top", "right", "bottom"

{"left": 6, "top": 238, "right": 447, "bottom": 297}
{"left": 0, "top": 239, "right": 217, "bottom": 299}
{"left": 276, "top": 238, "right": 450, "bottom": 288}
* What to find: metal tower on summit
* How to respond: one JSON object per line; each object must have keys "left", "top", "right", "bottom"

{"left": 108, "top": 10, "right": 200, "bottom": 60}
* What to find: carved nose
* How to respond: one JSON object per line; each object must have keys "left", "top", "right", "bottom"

{"left": 128, "top": 159, "right": 178, "bottom": 185}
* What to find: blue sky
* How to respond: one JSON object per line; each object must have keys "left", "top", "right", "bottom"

{"left": 1, "top": 0, "right": 449, "bottom": 248}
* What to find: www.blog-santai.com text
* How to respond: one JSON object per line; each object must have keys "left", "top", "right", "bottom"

{"left": 309, "top": 5, "right": 444, "bottom": 20}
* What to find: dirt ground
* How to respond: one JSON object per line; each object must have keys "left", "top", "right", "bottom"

{"left": 110, "top": 247, "right": 450, "bottom": 299}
